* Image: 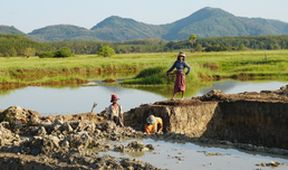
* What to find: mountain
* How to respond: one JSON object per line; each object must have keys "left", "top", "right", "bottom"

{"left": 163, "top": 7, "right": 288, "bottom": 40}
{"left": 0, "top": 25, "right": 24, "bottom": 35}
{"left": 26, "top": 7, "right": 288, "bottom": 42}
{"left": 28, "top": 25, "right": 98, "bottom": 41}
{"left": 91, "top": 16, "right": 166, "bottom": 41}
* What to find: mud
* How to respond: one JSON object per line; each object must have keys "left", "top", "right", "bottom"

{"left": 125, "top": 85, "right": 288, "bottom": 150}
{"left": 0, "top": 85, "right": 287, "bottom": 169}
{"left": 0, "top": 107, "right": 158, "bottom": 170}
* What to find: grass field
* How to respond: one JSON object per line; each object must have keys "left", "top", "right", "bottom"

{"left": 0, "top": 50, "right": 287, "bottom": 87}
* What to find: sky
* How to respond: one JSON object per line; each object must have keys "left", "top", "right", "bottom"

{"left": 0, "top": 0, "right": 287, "bottom": 33}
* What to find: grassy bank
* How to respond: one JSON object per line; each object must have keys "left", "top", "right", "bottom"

{"left": 0, "top": 50, "right": 288, "bottom": 88}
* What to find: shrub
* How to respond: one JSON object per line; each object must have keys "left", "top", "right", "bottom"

{"left": 23, "top": 47, "right": 36, "bottom": 57}
{"left": 54, "top": 47, "right": 73, "bottom": 58}
{"left": 123, "top": 67, "right": 171, "bottom": 85}
{"left": 97, "top": 45, "right": 115, "bottom": 57}
{"left": 136, "top": 67, "right": 164, "bottom": 78}
{"left": 37, "top": 51, "right": 55, "bottom": 58}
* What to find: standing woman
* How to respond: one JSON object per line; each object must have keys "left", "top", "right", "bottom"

{"left": 166, "top": 52, "right": 191, "bottom": 99}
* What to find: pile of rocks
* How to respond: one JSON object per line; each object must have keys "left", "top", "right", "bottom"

{"left": 0, "top": 106, "right": 158, "bottom": 170}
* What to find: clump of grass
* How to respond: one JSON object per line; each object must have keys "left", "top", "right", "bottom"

{"left": 136, "top": 67, "right": 164, "bottom": 78}
{"left": 123, "top": 67, "right": 170, "bottom": 85}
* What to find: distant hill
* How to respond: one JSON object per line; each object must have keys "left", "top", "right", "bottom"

{"left": 163, "top": 7, "right": 288, "bottom": 40}
{"left": 28, "top": 25, "right": 98, "bottom": 41}
{"left": 91, "top": 16, "right": 166, "bottom": 41}
{"left": 3, "top": 7, "right": 288, "bottom": 42}
{"left": 0, "top": 25, "right": 24, "bottom": 35}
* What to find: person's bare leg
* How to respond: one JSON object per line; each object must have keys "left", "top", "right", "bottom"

{"left": 171, "top": 92, "right": 176, "bottom": 100}
{"left": 181, "top": 91, "right": 184, "bottom": 99}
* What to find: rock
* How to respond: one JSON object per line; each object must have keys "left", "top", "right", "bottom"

{"left": 114, "top": 141, "right": 154, "bottom": 153}
{"left": 0, "top": 106, "right": 40, "bottom": 127}
{"left": 53, "top": 117, "right": 64, "bottom": 125}
{"left": 256, "top": 161, "right": 281, "bottom": 167}
{"left": 145, "top": 144, "right": 154, "bottom": 150}
{"left": 60, "top": 122, "right": 74, "bottom": 133}
{"left": 66, "top": 131, "right": 92, "bottom": 150}
{"left": 59, "top": 139, "right": 70, "bottom": 149}
{"left": 114, "top": 144, "right": 125, "bottom": 152}
{"left": 0, "top": 122, "right": 20, "bottom": 146}
{"left": 120, "top": 158, "right": 160, "bottom": 170}
{"left": 96, "top": 121, "right": 117, "bottom": 133}
{"left": 37, "top": 126, "right": 47, "bottom": 136}
{"left": 200, "top": 89, "right": 225, "bottom": 101}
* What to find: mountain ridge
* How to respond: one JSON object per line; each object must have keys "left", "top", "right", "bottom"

{"left": 1, "top": 7, "right": 288, "bottom": 42}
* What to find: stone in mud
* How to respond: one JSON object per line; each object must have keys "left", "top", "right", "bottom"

{"left": 278, "top": 85, "right": 288, "bottom": 95}
{"left": 96, "top": 121, "right": 117, "bottom": 132}
{"left": 120, "top": 158, "right": 160, "bottom": 170}
{"left": 37, "top": 126, "right": 47, "bottom": 136}
{"left": 66, "top": 131, "right": 92, "bottom": 150}
{"left": 60, "top": 122, "right": 74, "bottom": 133}
{"left": 93, "top": 155, "right": 123, "bottom": 170}
{"left": 0, "top": 122, "right": 20, "bottom": 146}
{"left": 0, "top": 106, "right": 40, "bottom": 128}
{"left": 25, "top": 134, "right": 62, "bottom": 155}
{"left": 200, "top": 89, "right": 225, "bottom": 101}
{"left": 256, "top": 161, "right": 281, "bottom": 168}
{"left": 114, "top": 141, "right": 154, "bottom": 153}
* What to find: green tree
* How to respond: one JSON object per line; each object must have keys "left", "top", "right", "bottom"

{"left": 6, "top": 47, "right": 17, "bottom": 57}
{"left": 238, "top": 43, "right": 247, "bottom": 50}
{"left": 54, "top": 47, "right": 73, "bottom": 58}
{"left": 97, "top": 45, "right": 115, "bottom": 57}
{"left": 195, "top": 44, "right": 203, "bottom": 51}
{"left": 23, "top": 47, "right": 36, "bottom": 57}
{"left": 188, "top": 34, "right": 197, "bottom": 50}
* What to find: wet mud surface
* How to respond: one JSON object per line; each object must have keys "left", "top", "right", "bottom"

{"left": 0, "top": 85, "right": 288, "bottom": 169}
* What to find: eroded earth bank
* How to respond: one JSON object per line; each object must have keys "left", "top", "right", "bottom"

{"left": 0, "top": 85, "right": 288, "bottom": 169}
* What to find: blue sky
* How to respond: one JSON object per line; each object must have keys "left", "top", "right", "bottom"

{"left": 0, "top": 0, "right": 287, "bottom": 33}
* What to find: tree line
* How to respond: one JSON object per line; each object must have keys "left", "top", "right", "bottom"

{"left": 1, "top": 34, "right": 288, "bottom": 57}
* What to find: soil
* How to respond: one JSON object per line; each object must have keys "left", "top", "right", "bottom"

{"left": 0, "top": 84, "right": 287, "bottom": 169}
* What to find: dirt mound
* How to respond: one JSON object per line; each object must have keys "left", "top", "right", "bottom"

{"left": 125, "top": 85, "right": 288, "bottom": 150}
{"left": 0, "top": 106, "right": 40, "bottom": 128}
{"left": 199, "top": 85, "right": 288, "bottom": 103}
{"left": 0, "top": 106, "right": 157, "bottom": 170}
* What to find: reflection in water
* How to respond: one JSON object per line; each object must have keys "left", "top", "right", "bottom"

{"left": 0, "top": 86, "right": 165, "bottom": 116}
{"left": 130, "top": 80, "right": 287, "bottom": 97}
{"left": 196, "top": 80, "right": 287, "bottom": 96}
{"left": 0, "top": 80, "right": 287, "bottom": 115}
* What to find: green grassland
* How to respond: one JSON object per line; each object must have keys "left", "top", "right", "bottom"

{"left": 0, "top": 50, "right": 287, "bottom": 88}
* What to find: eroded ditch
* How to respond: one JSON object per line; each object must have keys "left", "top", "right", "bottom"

{"left": 0, "top": 85, "right": 287, "bottom": 169}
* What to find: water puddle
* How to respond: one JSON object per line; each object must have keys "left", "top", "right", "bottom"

{"left": 0, "top": 80, "right": 287, "bottom": 115}
{"left": 100, "top": 139, "right": 288, "bottom": 170}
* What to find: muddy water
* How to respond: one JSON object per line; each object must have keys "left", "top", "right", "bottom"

{"left": 101, "top": 139, "right": 288, "bottom": 170}
{"left": 0, "top": 80, "right": 287, "bottom": 115}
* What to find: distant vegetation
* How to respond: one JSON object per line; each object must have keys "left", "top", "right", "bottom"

{"left": 2, "top": 34, "right": 288, "bottom": 57}
{"left": 97, "top": 45, "right": 115, "bottom": 57}
{"left": 0, "top": 25, "right": 24, "bottom": 35}
{"left": 0, "top": 35, "right": 48, "bottom": 57}
{"left": 0, "top": 51, "right": 287, "bottom": 87}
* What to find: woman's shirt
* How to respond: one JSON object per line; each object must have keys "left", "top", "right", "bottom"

{"left": 167, "top": 60, "right": 191, "bottom": 75}
{"left": 105, "top": 104, "right": 123, "bottom": 119}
